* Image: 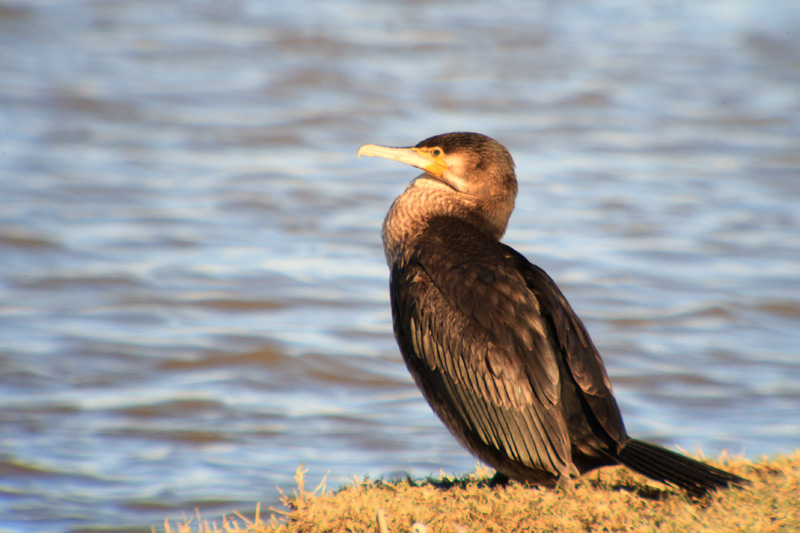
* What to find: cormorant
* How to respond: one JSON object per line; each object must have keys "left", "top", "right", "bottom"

{"left": 357, "top": 132, "right": 747, "bottom": 495}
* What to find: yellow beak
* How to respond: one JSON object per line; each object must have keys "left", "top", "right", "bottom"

{"left": 357, "top": 144, "right": 447, "bottom": 179}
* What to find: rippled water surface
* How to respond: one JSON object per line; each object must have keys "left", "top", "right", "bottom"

{"left": 1, "top": 0, "right": 799, "bottom": 531}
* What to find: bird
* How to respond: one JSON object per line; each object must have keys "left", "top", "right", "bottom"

{"left": 357, "top": 131, "right": 748, "bottom": 495}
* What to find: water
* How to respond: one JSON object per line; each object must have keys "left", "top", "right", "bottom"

{"left": 1, "top": 0, "right": 799, "bottom": 531}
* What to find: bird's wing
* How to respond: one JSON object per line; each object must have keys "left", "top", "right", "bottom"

{"left": 390, "top": 218, "right": 576, "bottom": 477}
{"left": 501, "top": 244, "right": 627, "bottom": 447}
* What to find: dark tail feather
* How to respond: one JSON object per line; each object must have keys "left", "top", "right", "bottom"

{"left": 617, "top": 439, "right": 749, "bottom": 496}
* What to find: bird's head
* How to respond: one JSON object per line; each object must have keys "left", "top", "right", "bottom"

{"left": 358, "top": 132, "right": 518, "bottom": 238}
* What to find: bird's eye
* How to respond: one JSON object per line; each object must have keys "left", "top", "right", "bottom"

{"left": 432, "top": 149, "right": 442, "bottom": 157}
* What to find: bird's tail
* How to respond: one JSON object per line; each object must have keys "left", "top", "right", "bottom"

{"left": 617, "top": 438, "right": 749, "bottom": 496}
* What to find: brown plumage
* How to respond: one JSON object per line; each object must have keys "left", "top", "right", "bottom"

{"left": 357, "top": 132, "right": 747, "bottom": 494}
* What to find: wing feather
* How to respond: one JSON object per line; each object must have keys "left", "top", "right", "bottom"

{"left": 389, "top": 219, "right": 578, "bottom": 477}
{"left": 501, "top": 244, "right": 627, "bottom": 447}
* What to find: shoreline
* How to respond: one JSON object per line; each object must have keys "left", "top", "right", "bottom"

{"left": 165, "top": 450, "right": 798, "bottom": 532}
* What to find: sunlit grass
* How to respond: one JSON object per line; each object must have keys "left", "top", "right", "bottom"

{"left": 161, "top": 451, "right": 799, "bottom": 533}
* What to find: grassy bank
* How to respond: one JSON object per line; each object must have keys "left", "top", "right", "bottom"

{"left": 164, "top": 451, "right": 798, "bottom": 533}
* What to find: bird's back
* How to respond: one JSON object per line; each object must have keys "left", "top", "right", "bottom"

{"left": 389, "top": 215, "right": 627, "bottom": 483}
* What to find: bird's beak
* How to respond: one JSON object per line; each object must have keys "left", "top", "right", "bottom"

{"left": 357, "top": 144, "right": 447, "bottom": 179}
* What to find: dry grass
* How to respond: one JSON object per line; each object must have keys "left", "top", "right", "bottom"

{"left": 160, "top": 451, "right": 799, "bottom": 533}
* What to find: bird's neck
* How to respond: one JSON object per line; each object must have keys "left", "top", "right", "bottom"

{"left": 382, "top": 176, "right": 511, "bottom": 266}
